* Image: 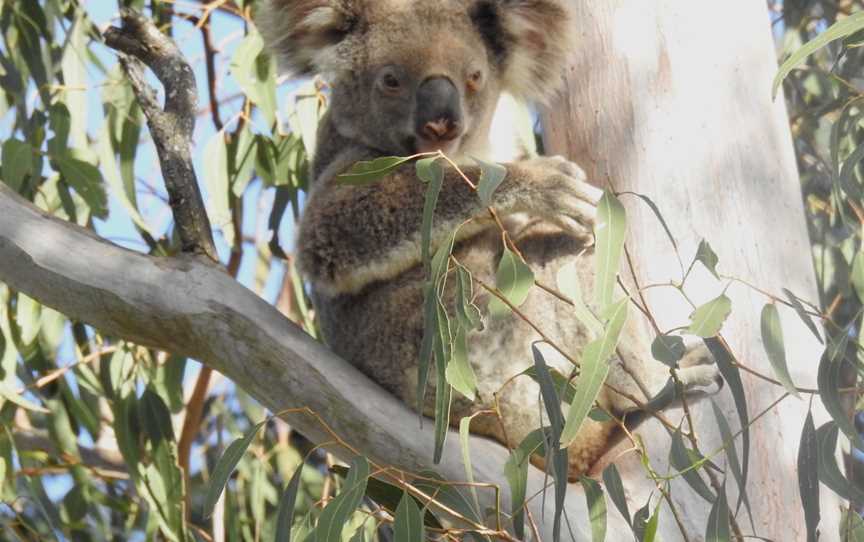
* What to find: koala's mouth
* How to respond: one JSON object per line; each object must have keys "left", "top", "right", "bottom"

{"left": 410, "top": 135, "right": 463, "bottom": 156}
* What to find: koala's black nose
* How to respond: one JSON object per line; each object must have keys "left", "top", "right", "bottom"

{"left": 415, "top": 77, "right": 462, "bottom": 142}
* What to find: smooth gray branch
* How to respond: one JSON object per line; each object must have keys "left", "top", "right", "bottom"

{"left": 0, "top": 184, "right": 629, "bottom": 539}
{"left": 103, "top": 9, "right": 217, "bottom": 260}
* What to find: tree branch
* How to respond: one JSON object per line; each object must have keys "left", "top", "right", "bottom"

{"left": 103, "top": 10, "right": 217, "bottom": 260}
{"left": 0, "top": 184, "right": 626, "bottom": 539}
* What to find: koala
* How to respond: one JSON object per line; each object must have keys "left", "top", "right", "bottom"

{"left": 258, "top": 0, "right": 719, "bottom": 479}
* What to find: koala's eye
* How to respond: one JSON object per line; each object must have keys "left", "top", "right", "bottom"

{"left": 467, "top": 70, "right": 484, "bottom": 92}
{"left": 382, "top": 73, "right": 401, "bottom": 91}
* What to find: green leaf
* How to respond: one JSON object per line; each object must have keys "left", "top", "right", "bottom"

{"left": 54, "top": 154, "right": 108, "bottom": 219}
{"left": 841, "top": 507, "right": 864, "bottom": 542}
{"left": 580, "top": 476, "right": 607, "bottom": 542}
{"left": 687, "top": 295, "right": 732, "bottom": 338}
{"left": 704, "top": 339, "right": 749, "bottom": 511}
{"left": 97, "top": 120, "right": 151, "bottom": 234}
{"left": 489, "top": 247, "right": 535, "bottom": 317}
{"left": 430, "top": 296, "right": 455, "bottom": 465}
{"left": 773, "top": 12, "right": 864, "bottom": 98}
{"left": 203, "top": 421, "right": 266, "bottom": 518}
{"left": 230, "top": 29, "right": 277, "bottom": 125}
{"left": 458, "top": 416, "right": 480, "bottom": 514}
{"left": 603, "top": 461, "right": 629, "bottom": 527}
{"left": 473, "top": 156, "right": 507, "bottom": 206}
{"left": 275, "top": 465, "right": 304, "bottom": 542}
{"left": 419, "top": 156, "right": 444, "bottom": 274}
{"left": 710, "top": 399, "right": 752, "bottom": 527}
{"left": 695, "top": 240, "right": 720, "bottom": 279}
{"left": 817, "top": 343, "right": 864, "bottom": 450}
{"left": 413, "top": 471, "right": 483, "bottom": 531}
{"left": 705, "top": 482, "right": 730, "bottom": 542}
{"left": 557, "top": 259, "right": 603, "bottom": 337}
{"left": 594, "top": 189, "right": 627, "bottom": 310}
{"left": 230, "top": 125, "right": 257, "bottom": 197}
{"left": 0, "top": 381, "right": 49, "bottom": 413}
{"left": 651, "top": 334, "right": 686, "bottom": 366}
{"left": 504, "top": 429, "right": 546, "bottom": 539}
{"left": 337, "top": 156, "right": 413, "bottom": 185}
{"left": 760, "top": 303, "right": 799, "bottom": 398}
{"left": 138, "top": 389, "right": 175, "bottom": 446}
{"left": 798, "top": 411, "right": 819, "bottom": 542}
{"left": 446, "top": 325, "right": 477, "bottom": 400}
{"left": 854, "top": 252, "right": 864, "bottom": 304}
{"left": 815, "top": 421, "right": 864, "bottom": 502}
{"left": 393, "top": 491, "right": 425, "bottom": 542}
{"left": 781, "top": 288, "right": 823, "bottom": 344}
{"left": 643, "top": 503, "right": 660, "bottom": 542}
{"left": 531, "top": 345, "right": 568, "bottom": 542}
{"left": 1, "top": 139, "right": 33, "bottom": 191}
{"left": 628, "top": 192, "right": 678, "bottom": 253}
{"left": 455, "top": 267, "right": 482, "bottom": 331}
{"left": 669, "top": 430, "right": 714, "bottom": 503}
{"left": 632, "top": 501, "right": 650, "bottom": 541}
{"left": 329, "top": 466, "right": 442, "bottom": 528}
{"left": 315, "top": 456, "right": 369, "bottom": 542}
{"left": 204, "top": 129, "right": 233, "bottom": 247}
{"left": 561, "top": 299, "right": 628, "bottom": 447}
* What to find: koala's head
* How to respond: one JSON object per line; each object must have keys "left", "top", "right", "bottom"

{"left": 258, "top": 0, "right": 575, "bottom": 158}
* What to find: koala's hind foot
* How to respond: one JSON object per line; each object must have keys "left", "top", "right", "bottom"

{"left": 675, "top": 343, "right": 724, "bottom": 399}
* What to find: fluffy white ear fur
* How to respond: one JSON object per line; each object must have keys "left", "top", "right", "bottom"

{"left": 256, "top": 0, "right": 357, "bottom": 76}
{"left": 495, "top": 0, "right": 577, "bottom": 103}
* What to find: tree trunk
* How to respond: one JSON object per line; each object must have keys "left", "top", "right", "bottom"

{"left": 543, "top": 2, "right": 841, "bottom": 540}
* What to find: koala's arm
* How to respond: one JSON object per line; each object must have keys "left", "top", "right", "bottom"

{"left": 298, "top": 153, "right": 602, "bottom": 296}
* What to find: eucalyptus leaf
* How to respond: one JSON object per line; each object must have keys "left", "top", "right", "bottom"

{"left": 419, "top": 156, "right": 444, "bottom": 274}
{"left": 688, "top": 295, "right": 732, "bottom": 338}
{"left": 695, "top": 240, "right": 720, "bottom": 279}
{"left": 705, "top": 482, "right": 730, "bottom": 542}
{"left": 54, "top": 153, "right": 108, "bottom": 219}
{"left": 314, "top": 456, "right": 370, "bottom": 542}
{"left": 393, "top": 491, "right": 425, "bottom": 542}
{"left": 203, "top": 421, "right": 266, "bottom": 518}
{"left": 651, "top": 334, "right": 686, "bottom": 366}
{"left": 760, "top": 303, "right": 799, "bottom": 397}
{"left": 580, "top": 476, "right": 607, "bottom": 542}
{"left": 489, "top": 247, "right": 535, "bottom": 317}
{"left": 561, "top": 299, "right": 628, "bottom": 447}
{"left": 337, "top": 156, "right": 413, "bottom": 185}
{"left": 710, "top": 399, "right": 752, "bottom": 526}
{"left": 594, "top": 189, "right": 627, "bottom": 310}
{"left": 773, "top": 12, "right": 864, "bottom": 97}
{"left": 798, "top": 411, "right": 820, "bottom": 542}
{"left": 602, "top": 463, "right": 630, "bottom": 525}
{"left": 704, "top": 338, "right": 750, "bottom": 511}
{"left": 1, "top": 139, "right": 33, "bottom": 191}
{"left": 274, "top": 466, "right": 304, "bottom": 542}
{"left": 473, "top": 156, "right": 507, "bottom": 206}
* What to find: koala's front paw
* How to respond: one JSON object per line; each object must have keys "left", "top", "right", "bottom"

{"left": 518, "top": 155, "right": 603, "bottom": 242}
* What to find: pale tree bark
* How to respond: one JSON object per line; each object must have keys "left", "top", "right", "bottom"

{"left": 543, "top": 2, "right": 841, "bottom": 540}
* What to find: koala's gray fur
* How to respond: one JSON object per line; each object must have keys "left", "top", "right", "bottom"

{"left": 259, "top": 0, "right": 719, "bottom": 478}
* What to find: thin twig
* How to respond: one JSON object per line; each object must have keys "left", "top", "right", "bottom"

{"left": 103, "top": 9, "right": 218, "bottom": 260}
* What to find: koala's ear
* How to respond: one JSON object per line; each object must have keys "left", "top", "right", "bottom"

{"left": 470, "top": 0, "right": 576, "bottom": 103}
{"left": 256, "top": 0, "right": 361, "bottom": 76}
